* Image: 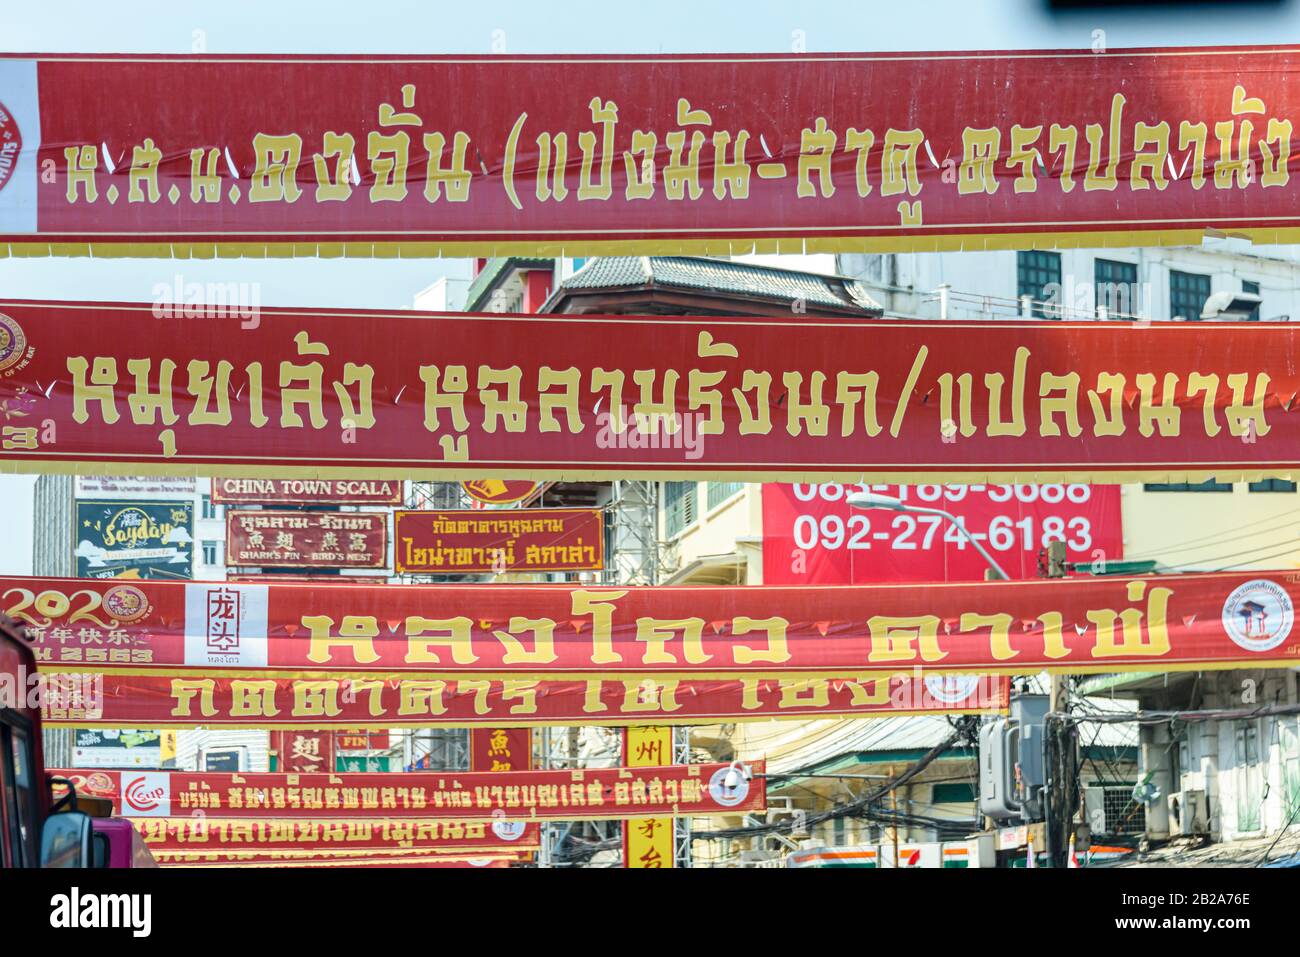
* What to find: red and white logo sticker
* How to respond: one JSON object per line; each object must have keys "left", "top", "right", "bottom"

{"left": 0, "top": 100, "right": 21, "bottom": 194}
{"left": 123, "top": 772, "right": 170, "bottom": 817}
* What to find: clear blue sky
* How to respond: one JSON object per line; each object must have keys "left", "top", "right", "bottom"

{"left": 0, "top": 1, "right": 1297, "bottom": 572}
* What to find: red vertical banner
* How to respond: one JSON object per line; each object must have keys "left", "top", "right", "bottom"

{"left": 622, "top": 727, "right": 675, "bottom": 869}
{"left": 273, "top": 730, "right": 334, "bottom": 774}
{"left": 469, "top": 728, "right": 532, "bottom": 773}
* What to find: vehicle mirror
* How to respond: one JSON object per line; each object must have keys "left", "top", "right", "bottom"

{"left": 40, "top": 811, "right": 92, "bottom": 868}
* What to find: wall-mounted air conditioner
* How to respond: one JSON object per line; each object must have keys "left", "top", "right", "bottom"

{"left": 1167, "top": 789, "right": 1208, "bottom": 836}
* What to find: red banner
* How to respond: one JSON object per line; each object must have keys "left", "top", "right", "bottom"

{"left": 51, "top": 763, "right": 767, "bottom": 820}
{"left": 39, "top": 672, "right": 1007, "bottom": 729}
{"left": 225, "top": 510, "right": 388, "bottom": 568}
{"left": 396, "top": 508, "right": 604, "bottom": 573}
{"left": 15, "top": 572, "right": 1300, "bottom": 677}
{"left": 470, "top": 728, "right": 532, "bottom": 772}
{"left": 158, "top": 855, "right": 516, "bottom": 868}
{"left": 763, "top": 482, "right": 1123, "bottom": 584}
{"left": 129, "top": 816, "right": 539, "bottom": 855}
{"left": 3, "top": 49, "right": 1299, "bottom": 256}
{"left": 272, "top": 730, "right": 334, "bottom": 773}
{"left": 2, "top": 301, "right": 1296, "bottom": 483}
{"left": 212, "top": 478, "right": 403, "bottom": 505}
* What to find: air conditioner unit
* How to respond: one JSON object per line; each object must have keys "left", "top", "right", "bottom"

{"left": 1167, "top": 789, "right": 1208, "bottom": 836}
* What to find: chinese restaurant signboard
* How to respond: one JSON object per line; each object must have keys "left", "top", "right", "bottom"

{"left": 272, "top": 730, "right": 334, "bottom": 773}
{"left": 50, "top": 763, "right": 767, "bottom": 821}
{"left": 4, "top": 48, "right": 1300, "bottom": 256}
{"left": 3, "top": 301, "right": 1298, "bottom": 484}
{"left": 39, "top": 672, "right": 1009, "bottom": 729}
{"left": 225, "top": 510, "right": 387, "bottom": 568}
{"left": 763, "top": 482, "right": 1123, "bottom": 584}
{"left": 75, "top": 499, "right": 193, "bottom": 580}
{"left": 212, "top": 477, "right": 403, "bottom": 505}
{"left": 395, "top": 508, "right": 604, "bottom": 573}
{"left": 470, "top": 728, "right": 531, "bottom": 772}
{"left": 18, "top": 572, "right": 1300, "bottom": 677}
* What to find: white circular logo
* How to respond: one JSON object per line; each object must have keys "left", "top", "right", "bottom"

{"left": 708, "top": 766, "right": 751, "bottom": 808}
{"left": 491, "top": 819, "right": 526, "bottom": 842}
{"left": 1221, "top": 579, "right": 1294, "bottom": 653}
{"left": 924, "top": 674, "right": 981, "bottom": 705}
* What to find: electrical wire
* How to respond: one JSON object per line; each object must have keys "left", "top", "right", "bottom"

{"left": 1121, "top": 505, "right": 1300, "bottom": 561}
{"left": 693, "top": 719, "right": 974, "bottom": 842}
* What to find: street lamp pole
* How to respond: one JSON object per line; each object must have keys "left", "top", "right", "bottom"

{"left": 845, "top": 491, "right": 1012, "bottom": 581}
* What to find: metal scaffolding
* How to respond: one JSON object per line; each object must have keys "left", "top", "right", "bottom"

{"left": 603, "top": 480, "right": 660, "bottom": 586}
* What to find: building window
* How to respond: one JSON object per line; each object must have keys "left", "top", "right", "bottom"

{"left": 1094, "top": 258, "right": 1139, "bottom": 318}
{"left": 931, "top": 782, "right": 978, "bottom": 805}
{"left": 201, "top": 494, "right": 217, "bottom": 519}
{"left": 1248, "top": 478, "right": 1297, "bottom": 493}
{"left": 706, "top": 482, "right": 743, "bottom": 510}
{"left": 1169, "top": 270, "right": 1211, "bottom": 321}
{"left": 1143, "top": 479, "right": 1233, "bottom": 492}
{"left": 1242, "top": 279, "right": 1261, "bottom": 321}
{"left": 1016, "top": 251, "right": 1062, "bottom": 318}
{"left": 663, "top": 482, "right": 697, "bottom": 538}
{"left": 202, "top": 541, "right": 219, "bottom": 565}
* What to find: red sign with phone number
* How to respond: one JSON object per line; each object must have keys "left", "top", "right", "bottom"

{"left": 762, "top": 483, "right": 1123, "bottom": 584}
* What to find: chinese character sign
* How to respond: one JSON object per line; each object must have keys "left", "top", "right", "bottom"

{"left": 273, "top": 730, "right": 334, "bottom": 773}
{"left": 470, "top": 728, "right": 531, "bottom": 773}
{"left": 226, "top": 510, "right": 388, "bottom": 568}
{"left": 623, "top": 727, "right": 675, "bottom": 869}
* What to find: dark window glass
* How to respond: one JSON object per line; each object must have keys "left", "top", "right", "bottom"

{"left": 1248, "top": 478, "right": 1297, "bottom": 493}
{"left": 1017, "top": 251, "right": 1062, "bottom": 318}
{"left": 1170, "top": 270, "right": 1211, "bottom": 321}
{"left": 1242, "top": 280, "right": 1261, "bottom": 321}
{"left": 663, "top": 482, "right": 697, "bottom": 537}
{"left": 1094, "top": 259, "right": 1139, "bottom": 318}
{"left": 1144, "top": 479, "right": 1234, "bottom": 492}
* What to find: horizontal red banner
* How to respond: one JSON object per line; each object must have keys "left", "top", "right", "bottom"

{"left": 156, "top": 855, "right": 517, "bottom": 868}
{"left": 226, "top": 510, "right": 388, "bottom": 569}
{"left": 395, "top": 508, "right": 605, "bottom": 573}
{"left": 38, "top": 672, "right": 1009, "bottom": 729}
{"left": 2, "top": 301, "right": 1297, "bottom": 483}
{"left": 128, "top": 816, "right": 540, "bottom": 855}
{"left": 51, "top": 763, "right": 767, "bottom": 820}
{"left": 212, "top": 478, "right": 403, "bottom": 505}
{"left": 14, "top": 572, "right": 1300, "bottom": 677}
{"left": 2, "top": 48, "right": 1297, "bottom": 255}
